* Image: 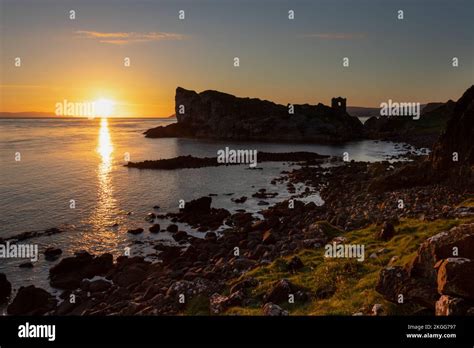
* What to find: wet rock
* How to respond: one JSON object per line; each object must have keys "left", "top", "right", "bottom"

{"left": 19, "top": 262, "right": 34, "bottom": 268}
{"left": 183, "top": 197, "right": 212, "bottom": 214}
{"left": 0, "top": 273, "right": 12, "bottom": 304}
{"left": 88, "top": 279, "right": 112, "bottom": 293}
{"left": 232, "top": 196, "right": 247, "bottom": 204}
{"left": 262, "top": 302, "right": 289, "bottom": 316}
{"left": 44, "top": 247, "right": 62, "bottom": 261}
{"left": 204, "top": 232, "right": 217, "bottom": 242}
{"left": 173, "top": 231, "right": 189, "bottom": 242}
{"left": 149, "top": 224, "right": 161, "bottom": 233}
{"left": 145, "top": 213, "right": 156, "bottom": 222}
{"left": 7, "top": 285, "right": 57, "bottom": 315}
{"left": 167, "top": 224, "right": 179, "bottom": 233}
{"left": 437, "top": 258, "right": 474, "bottom": 300}
{"left": 127, "top": 228, "right": 144, "bottom": 235}
{"left": 49, "top": 252, "right": 113, "bottom": 289}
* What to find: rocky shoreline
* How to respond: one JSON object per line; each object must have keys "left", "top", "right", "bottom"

{"left": 1, "top": 151, "right": 472, "bottom": 315}
{"left": 1, "top": 85, "right": 472, "bottom": 316}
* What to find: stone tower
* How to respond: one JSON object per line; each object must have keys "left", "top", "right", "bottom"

{"left": 331, "top": 97, "right": 346, "bottom": 113}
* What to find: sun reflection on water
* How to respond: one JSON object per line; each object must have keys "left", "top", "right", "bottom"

{"left": 82, "top": 117, "right": 122, "bottom": 252}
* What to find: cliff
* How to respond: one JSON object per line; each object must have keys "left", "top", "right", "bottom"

{"left": 144, "top": 87, "right": 363, "bottom": 143}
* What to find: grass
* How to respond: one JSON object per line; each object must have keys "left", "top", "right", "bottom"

{"left": 225, "top": 217, "right": 473, "bottom": 316}
{"left": 458, "top": 194, "right": 474, "bottom": 207}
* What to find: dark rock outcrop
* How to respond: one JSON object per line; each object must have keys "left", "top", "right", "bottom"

{"left": 49, "top": 252, "right": 113, "bottom": 289}
{"left": 7, "top": 285, "right": 57, "bottom": 315}
{"left": 0, "top": 273, "right": 12, "bottom": 304}
{"left": 144, "top": 87, "right": 363, "bottom": 143}
{"left": 126, "top": 151, "right": 329, "bottom": 170}
{"left": 363, "top": 101, "right": 456, "bottom": 148}
{"left": 430, "top": 85, "right": 474, "bottom": 174}
{"left": 377, "top": 223, "right": 474, "bottom": 315}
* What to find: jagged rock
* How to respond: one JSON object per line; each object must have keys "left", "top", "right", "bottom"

{"left": 375, "top": 266, "right": 438, "bottom": 308}
{"left": 407, "top": 224, "right": 474, "bottom": 284}
{"left": 183, "top": 197, "right": 212, "bottom": 214}
{"left": 436, "top": 258, "right": 474, "bottom": 300}
{"left": 49, "top": 252, "right": 113, "bottom": 289}
{"left": 262, "top": 302, "right": 289, "bottom": 316}
{"left": 144, "top": 87, "right": 363, "bottom": 143}
{"left": 7, "top": 285, "right": 57, "bottom": 315}
{"left": 435, "top": 295, "right": 472, "bottom": 316}
{"left": 0, "top": 273, "right": 12, "bottom": 304}
{"left": 209, "top": 290, "right": 244, "bottom": 314}
{"left": 430, "top": 85, "right": 474, "bottom": 173}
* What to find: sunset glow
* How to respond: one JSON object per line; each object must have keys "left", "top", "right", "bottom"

{"left": 94, "top": 99, "right": 115, "bottom": 118}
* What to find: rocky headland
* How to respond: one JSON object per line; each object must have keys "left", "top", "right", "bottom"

{"left": 144, "top": 87, "right": 364, "bottom": 143}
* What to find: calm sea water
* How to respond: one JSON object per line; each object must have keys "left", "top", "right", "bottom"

{"left": 0, "top": 117, "right": 412, "bottom": 292}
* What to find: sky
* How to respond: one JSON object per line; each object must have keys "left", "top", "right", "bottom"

{"left": 0, "top": 0, "right": 473, "bottom": 117}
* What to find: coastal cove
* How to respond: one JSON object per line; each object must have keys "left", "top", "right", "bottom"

{"left": 0, "top": 117, "right": 417, "bottom": 293}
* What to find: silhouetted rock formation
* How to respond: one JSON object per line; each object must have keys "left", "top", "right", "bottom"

{"left": 430, "top": 85, "right": 474, "bottom": 172}
{"left": 368, "top": 86, "right": 474, "bottom": 192}
{"left": 363, "top": 100, "right": 456, "bottom": 148}
{"left": 126, "top": 151, "right": 329, "bottom": 170}
{"left": 144, "top": 87, "right": 363, "bottom": 143}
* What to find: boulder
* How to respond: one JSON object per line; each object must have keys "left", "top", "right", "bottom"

{"left": 264, "top": 279, "right": 307, "bottom": 304}
{"left": 7, "top": 285, "right": 57, "bottom": 315}
{"left": 166, "top": 224, "right": 179, "bottom": 233}
{"left": 262, "top": 302, "right": 289, "bottom": 316}
{"left": 49, "top": 252, "right": 113, "bottom": 289}
{"left": 183, "top": 197, "right": 212, "bottom": 214}
{"left": 406, "top": 223, "right": 474, "bottom": 283}
{"left": 127, "top": 228, "right": 144, "bottom": 235}
{"left": 435, "top": 295, "right": 472, "bottom": 316}
{"left": 375, "top": 266, "right": 438, "bottom": 308}
{"left": 44, "top": 247, "right": 62, "bottom": 261}
{"left": 149, "top": 224, "right": 161, "bottom": 233}
{"left": 436, "top": 258, "right": 474, "bottom": 300}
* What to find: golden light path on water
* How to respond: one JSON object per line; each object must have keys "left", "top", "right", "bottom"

{"left": 83, "top": 117, "right": 121, "bottom": 252}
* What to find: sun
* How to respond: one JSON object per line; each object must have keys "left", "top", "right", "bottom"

{"left": 94, "top": 98, "right": 115, "bottom": 118}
